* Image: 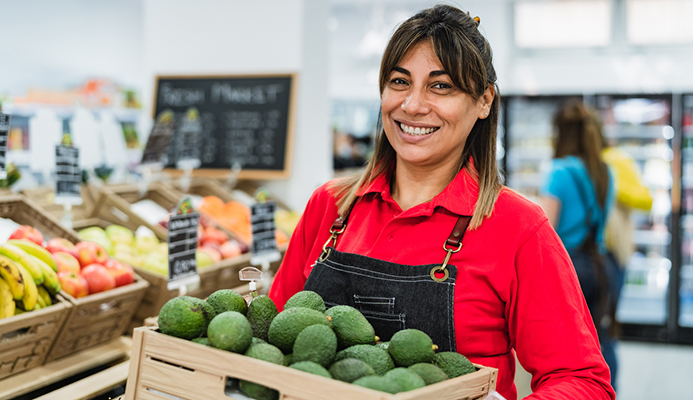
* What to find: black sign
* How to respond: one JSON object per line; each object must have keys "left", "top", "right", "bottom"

{"left": 166, "top": 108, "right": 202, "bottom": 168}
{"left": 0, "top": 114, "right": 10, "bottom": 179}
{"left": 167, "top": 212, "right": 200, "bottom": 285}
{"left": 251, "top": 201, "right": 279, "bottom": 256}
{"left": 141, "top": 111, "right": 175, "bottom": 166}
{"left": 153, "top": 75, "right": 294, "bottom": 176}
{"left": 55, "top": 145, "right": 81, "bottom": 201}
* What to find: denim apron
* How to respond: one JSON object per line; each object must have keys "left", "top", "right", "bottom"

{"left": 303, "top": 209, "right": 471, "bottom": 352}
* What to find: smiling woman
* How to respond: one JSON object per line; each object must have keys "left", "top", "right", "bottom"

{"left": 269, "top": 5, "right": 615, "bottom": 400}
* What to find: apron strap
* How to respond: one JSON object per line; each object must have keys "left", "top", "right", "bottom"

{"left": 432, "top": 215, "right": 472, "bottom": 282}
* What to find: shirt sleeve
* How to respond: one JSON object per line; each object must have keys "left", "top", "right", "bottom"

{"left": 540, "top": 159, "right": 570, "bottom": 201}
{"left": 268, "top": 183, "right": 339, "bottom": 310}
{"left": 509, "top": 220, "right": 615, "bottom": 400}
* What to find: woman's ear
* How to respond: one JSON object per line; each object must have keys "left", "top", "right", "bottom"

{"left": 478, "top": 85, "right": 495, "bottom": 119}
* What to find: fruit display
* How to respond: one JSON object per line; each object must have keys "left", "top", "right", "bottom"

{"left": 0, "top": 227, "right": 62, "bottom": 318}
{"left": 197, "top": 196, "right": 292, "bottom": 246}
{"left": 156, "top": 290, "right": 478, "bottom": 398}
{"left": 76, "top": 223, "right": 247, "bottom": 277}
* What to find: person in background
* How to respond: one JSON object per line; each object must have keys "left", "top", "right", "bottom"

{"left": 600, "top": 125, "right": 653, "bottom": 393}
{"left": 270, "top": 5, "right": 614, "bottom": 399}
{"left": 539, "top": 100, "right": 616, "bottom": 390}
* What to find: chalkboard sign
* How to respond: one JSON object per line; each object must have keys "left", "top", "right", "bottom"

{"left": 0, "top": 114, "right": 9, "bottom": 179}
{"left": 55, "top": 145, "right": 83, "bottom": 205}
{"left": 141, "top": 110, "right": 175, "bottom": 166}
{"left": 167, "top": 208, "right": 201, "bottom": 290}
{"left": 250, "top": 201, "right": 281, "bottom": 265}
{"left": 153, "top": 74, "right": 296, "bottom": 179}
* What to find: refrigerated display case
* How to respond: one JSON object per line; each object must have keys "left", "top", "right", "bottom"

{"left": 503, "top": 95, "right": 582, "bottom": 202}
{"left": 679, "top": 94, "right": 693, "bottom": 341}
{"left": 594, "top": 94, "right": 675, "bottom": 342}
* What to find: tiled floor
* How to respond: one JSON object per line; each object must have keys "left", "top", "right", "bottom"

{"left": 515, "top": 341, "right": 693, "bottom": 399}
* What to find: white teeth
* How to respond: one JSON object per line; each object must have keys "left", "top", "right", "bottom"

{"left": 399, "top": 123, "right": 438, "bottom": 135}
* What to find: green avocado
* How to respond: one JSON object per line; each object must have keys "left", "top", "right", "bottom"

{"left": 292, "top": 324, "right": 337, "bottom": 368}
{"left": 284, "top": 290, "right": 326, "bottom": 312}
{"left": 329, "top": 358, "right": 375, "bottom": 383}
{"left": 407, "top": 363, "right": 449, "bottom": 385}
{"left": 432, "top": 351, "right": 476, "bottom": 378}
{"left": 158, "top": 296, "right": 215, "bottom": 340}
{"left": 388, "top": 329, "right": 435, "bottom": 367}
{"left": 334, "top": 344, "right": 394, "bottom": 375}
{"left": 324, "top": 305, "right": 376, "bottom": 349}
{"left": 290, "top": 361, "right": 332, "bottom": 379}
{"left": 267, "top": 307, "right": 332, "bottom": 353}
{"left": 207, "top": 311, "right": 253, "bottom": 353}
{"left": 206, "top": 289, "right": 248, "bottom": 316}
{"left": 384, "top": 368, "right": 426, "bottom": 392}
{"left": 247, "top": 295, "right": 279, "bottom": 342}
{"left": 352, "top": 376, "right": 402, "bottom": 394}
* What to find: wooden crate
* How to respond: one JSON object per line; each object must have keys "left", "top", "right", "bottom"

{"left": 44, "top": 275, "right": 148, "bottom": 363}
{"left": 89, "top": 182, "right": 180, "bottom": 241}
{"left": 0, "top": 195, "right": 81, "bottom": 242}
{"left": 164, "top": 178, "right": 236, "bottom": 203}
{"left": 124, "top": 327, "right": 498, "bottom": 400}
{"left": 0, "top": 296, "right": 72, "bottom": 380}
{"left": 21, "top": 184, "right": 100, "bottom": 225}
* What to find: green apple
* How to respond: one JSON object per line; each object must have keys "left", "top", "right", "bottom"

{"left": 196, "top": 250, "right": 214, "bottom": 269}
{"left": 79, "top": 226, "right": 108, "bottom": 242}
{"left": 141, "top": 252, "right": 168, "bottom": 276}
{"left": 105, "top": 225, "right": 134, "bottom": 246}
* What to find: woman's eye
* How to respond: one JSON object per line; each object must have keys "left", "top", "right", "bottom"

{"left": 432, "top": 82, "right": 453, "bottom": 90}
{"left": 390, "top": 78, "right": 408, "bottom": 86}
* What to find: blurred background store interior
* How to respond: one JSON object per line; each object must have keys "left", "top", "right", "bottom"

{"left": 2, "top": 0, "right": 693, "bottom": 398}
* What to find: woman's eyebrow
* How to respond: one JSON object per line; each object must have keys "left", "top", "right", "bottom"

{"left": 392, "top": 67, "right": 448, "bottom": 78}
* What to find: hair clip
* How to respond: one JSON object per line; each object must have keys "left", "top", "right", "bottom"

{"left": 466, "top": 11, "right": 481, "bottom": 26}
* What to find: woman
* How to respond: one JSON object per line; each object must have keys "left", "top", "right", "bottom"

{"left": 539, "top": 100, "right": 616, "bottom": 389}
{"left": 270, "top": 5, "right": 614, "bottom": 399}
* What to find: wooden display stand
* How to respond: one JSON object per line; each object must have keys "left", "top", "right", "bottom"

{"left": 0, "top": 296, "right": 72, "bottom": 380}
{"left": 124, "top": 327, "right": 497, "bottom": 400}
{"left": 21, "top": 184, "right": 100, "bottom": 226}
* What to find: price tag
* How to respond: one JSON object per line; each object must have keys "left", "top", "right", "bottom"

{"left": 54, "top": 144, "right": 83, "bottom": 205}
{"left": 141, "top": 110, "right": 175, "bottom": 167}
{"left": 250, "top": 200, "right": 281, "bottom": 265}
{"left": 0, "top": 114, "right": 10, "bottom": 180}
{"left": 167, "top": 197, "right": 201, "bottom": 291}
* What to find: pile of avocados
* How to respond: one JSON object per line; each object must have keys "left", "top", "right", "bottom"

{"left": 157, "top": 289, "right": 477, "bottom": 400}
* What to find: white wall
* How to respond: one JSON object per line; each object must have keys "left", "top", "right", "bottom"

{"left": 143, "top": 0, "right": 332, "bottom": 211}
{"left": 0, "top": 0, "right": 143, "bottom": 96}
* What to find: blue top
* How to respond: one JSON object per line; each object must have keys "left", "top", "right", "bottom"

{"left": 540, "top": 156, "right": 613, "bottom": 252}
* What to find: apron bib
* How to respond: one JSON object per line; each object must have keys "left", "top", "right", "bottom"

{"left": 304, "top": 209, "right": 471, "bottom": 352}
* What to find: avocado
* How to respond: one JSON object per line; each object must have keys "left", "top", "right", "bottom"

{"left": 292, "top": 324, "right": 337, "bottom": 368}
{"left": 388, "top": 329, "right": 435, "bottom": 367}
{"left": 329, "top": 358, "right": 375, "bottom": 383}
{"left": 158, "top": 296, "right": 215, "bottom": 340}
{"left": 334, "top": 344, "right": 394, "bottom": 375}
{"left": 268, "top": 307, "right": 332, "bottom": 353}
{"left": 206, "top": 289, "right": 248, "bottom": 316}
{"left": 245, "top": 342, "right": 286, "bottom": 366}
{"left": 324, "top": 305, "right": 376, "bottom": 348}
{"left": 207, "top": 311, "right": 253, "bottom": 353}
{"left": 247, "top": 295, "right": 279, "bottom": 342}
{"left": 284, "top": 290, "right": 326, "bottom": 312}
{"left": 251, "top": 337, "right": 267, "bottom": 346}
{"left": 191, "top": 337, "right": 212, "bottom": 347}
{"left": 433, "top": 352, "right": 476, "bottom": 378}
{"left": 407, "top": 363, "right": 449, "bottom": 385}
{"left": 352, "top": 376, "right": 402, "bottom": 394}
{"left": 238, "top": 381, "right": 278, "bottom": 400}
{"left": 384, "top": 368, "right": 426, "bottom": 392}
{"left": 290, "top": 361, "right": 332, "bottom": 379}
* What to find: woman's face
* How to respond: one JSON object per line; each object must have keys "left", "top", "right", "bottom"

{"left": 381, "top": 41, "right": 492, "bottom": 171}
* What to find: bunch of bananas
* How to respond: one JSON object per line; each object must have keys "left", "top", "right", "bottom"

{"left": 0, "top": 239, "right": 61, "bottom": 319}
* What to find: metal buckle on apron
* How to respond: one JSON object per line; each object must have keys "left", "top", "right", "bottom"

{"left": 318, "top": 219, "right": 346, "bottom": 262}
{"left": 430, "top": 241, "right": 462, "bottom": 282}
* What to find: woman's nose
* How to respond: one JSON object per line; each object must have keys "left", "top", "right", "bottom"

{"left": 401, "top": 89, "right": 430, "bottom": 115}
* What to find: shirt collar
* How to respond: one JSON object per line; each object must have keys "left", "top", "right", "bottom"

{"left": 356, "top": 162, "right": 479, "bottom": 217}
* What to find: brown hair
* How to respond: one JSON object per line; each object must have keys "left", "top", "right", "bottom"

{"left": 553, "top": 100, "right": 609, "bottom": 208}
{"left": 331, "top": 4, "right": 502, "bottom": 229}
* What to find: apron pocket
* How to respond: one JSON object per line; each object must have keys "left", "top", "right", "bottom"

{"left": 358, "top": 309, "right": 406, "bottom": 342}
{"left": 353, "top": 295, "right": 395, "bottom": 314}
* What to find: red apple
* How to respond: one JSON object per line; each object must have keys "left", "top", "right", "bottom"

{"left": 9, "top": 225, "right": 44, "bottom": 246}
{"left": 54, "top": 252, "right": 81, "bottom": 275}
{"left": 204, "top": 227, "right": 228, "bottom": 246}
{"left": 219, "top": 240, "right": 242, "bottom": 259}
{"left": 104, "top": 259, "right": 135, "bottom": 287}
{"left": 198, "top": 246, "right": 222, "bottom": 263}
{"left": 46, "top": 238, "right": 79, "bottom": 258}
{"left": 75, "top": 241, "right": 108, "bottom": 268}
{"left": 58, "top": 271, "right": 89, "bottom": 298}
{"left": 81, "top": 264, "right": 116, "bottom": 294}
{"left": 201, "top": 240, "right": 221, "bottom": 252}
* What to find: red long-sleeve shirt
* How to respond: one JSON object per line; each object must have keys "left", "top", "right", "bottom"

{"left": 269, "top": 167, "right": 615, "bottom": 400}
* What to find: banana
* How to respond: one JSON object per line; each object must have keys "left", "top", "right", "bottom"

{"left": 26, "top": 254, "right": 61, "bottom": 295}
{"left": 37, "top": 285, "right": 52, "bottom": 308}
{"left": 0, "top": 255, "right": 25, "bottom": 300}
{"left": 0, "top": 278, "right": 15, "bottom": 319}
{"left": 15, "top": 263, "right": 37, "bottom": 311}
{"left": 0, "top": 243, "right": 44, "bottom": 285}
{"left": 14, "top": 308, "right": 25, "bottom": 315}
{"left": 8, "top": 239, "right": 58, "bottom": 272}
